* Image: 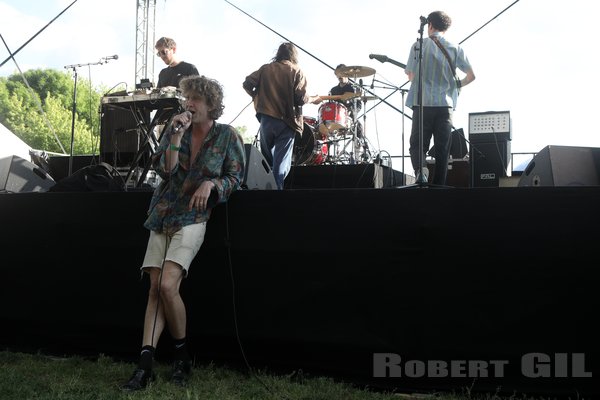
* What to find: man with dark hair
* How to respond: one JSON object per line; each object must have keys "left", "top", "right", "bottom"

{"left": 243, "top": 42, "right": 322, "bottom": 189}
{"left": 329, "top": 63, "right": 362, "bottom": 138}
{"left": 405, "top": 11, "right": 475, "bottom": 184}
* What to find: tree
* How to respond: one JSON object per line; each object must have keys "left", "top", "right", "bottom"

{"left": 0, "top": 68, "right": 103, "bottom": 154}
{"left": 0, "top": 68, "right": 250, "bottom": 157}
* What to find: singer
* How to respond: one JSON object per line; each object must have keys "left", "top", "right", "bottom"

{"left": 122, "top": 75, "right": 245, "bottom": 391}
{"left": 404, "top": 10, "right": 475, "bottom": 185}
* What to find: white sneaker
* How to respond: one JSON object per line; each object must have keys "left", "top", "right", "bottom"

{"left": 416, "top": 166, "right": 429, "bottom": 182}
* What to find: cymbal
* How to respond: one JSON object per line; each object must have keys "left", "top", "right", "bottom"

{"left": 360, "top": 95, "right": 378, "bottom": 101}
{"left": 336, "top": 65, "right": 376, "bottom": 78}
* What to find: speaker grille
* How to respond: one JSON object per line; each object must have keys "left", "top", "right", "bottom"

{"left": 100, "top": 106, "right": 144, "bottom": 167}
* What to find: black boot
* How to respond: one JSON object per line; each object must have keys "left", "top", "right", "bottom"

{"left": 170, "top": 359, "right": 192, "bottom": 386}
{"left": 121, "top": 368, "right": 155, "bottom": 391}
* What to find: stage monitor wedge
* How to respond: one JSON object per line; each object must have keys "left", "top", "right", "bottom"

{"left": 518, "top": 145, "right": 600, "bottom": 187}
{"left": 0, "top": 155, "right": 56, "bottom": 193}
{"left": 243, "top": 144, "right": 277, "bottom": 190}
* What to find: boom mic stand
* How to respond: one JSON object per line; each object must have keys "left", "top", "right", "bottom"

{"left": 368, "top": 55, "right": 410, "bottom": 183}
{"left": 64, "top": 55, "right": 118, "bottom": 176}
{"left": 398, "top": 16, "right": 438, "bottom": 188}
{"left": 415, "top": 16, "right": 428, "bottom": 186}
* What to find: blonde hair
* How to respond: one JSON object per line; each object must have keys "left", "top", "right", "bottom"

{"left": 155, "top": 37, "right": 176, "bottom": 49}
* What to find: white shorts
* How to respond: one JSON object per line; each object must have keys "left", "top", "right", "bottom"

{"left": 141, "top": 222, "right": 207, "bottom": 276}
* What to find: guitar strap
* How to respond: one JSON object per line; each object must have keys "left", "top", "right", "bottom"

{"left": 431, "top": 36, "right": 461, "bottom": 94}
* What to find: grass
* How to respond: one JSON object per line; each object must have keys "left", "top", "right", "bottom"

{"left": 0, "top": 350, "right": 545, "bottom": 400}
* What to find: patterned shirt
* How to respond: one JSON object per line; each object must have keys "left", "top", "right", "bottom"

{"left": 143, "top": 122, "right": 245, "bottom": 234}
{"left": 405, "top": 33, "right": 471, "bottom": 110}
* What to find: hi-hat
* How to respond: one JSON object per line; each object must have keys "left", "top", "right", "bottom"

{"left": 360, "top": 96, "right": 378, "bottom": 101}
{"left": 336, "top": 65, "right": 376, "bottom": 78}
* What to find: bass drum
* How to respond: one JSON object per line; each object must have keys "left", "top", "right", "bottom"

{"left": 293, "top": 123, "right": 328, "bottom": 166}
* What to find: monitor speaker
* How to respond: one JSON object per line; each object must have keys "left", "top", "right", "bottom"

{"left": 470, "top": 140, "right": 510, "bottom": 187}
{"left": 518, "top": 145, "right": 600, "bottom": 187}
{"left": 243, "top": 144, "right": 277, "bottom": 190}
{"left": 0, "top": 155, "right": 55, "bottom": 193}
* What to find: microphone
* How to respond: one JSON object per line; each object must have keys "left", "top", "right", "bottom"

{"left": 103, "top": 55, "right": 119, "bottom": 60}
{"left": 370, "top": 75, "right": 375, "bottom": 89}
{"left": 369, "top": 54, "right": 388, "bottom": 63}
{"left": 420, "top": 16, "right": 428, "bottom": 25}
{"left": 172, "top": 111, "right": 192, "bottom": 134}
{"left": 359, "top": 78, "right": 363, "bottom": 87}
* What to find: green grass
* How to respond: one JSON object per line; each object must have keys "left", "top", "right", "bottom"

{"left": 0, "top": 350, "right": 541, "bottom": 400}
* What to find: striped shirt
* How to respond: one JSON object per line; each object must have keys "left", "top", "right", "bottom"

{"left": 405, "top": 33, "right": 471, "bottom": 110}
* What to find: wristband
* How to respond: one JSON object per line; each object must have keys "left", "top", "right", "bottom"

{"left": 169, "top": 144, "right": 181, "bottom": 151}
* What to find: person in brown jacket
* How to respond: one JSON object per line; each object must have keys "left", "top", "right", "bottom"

{"left": 243, "top": 42, "right": 321, "bottom": 189}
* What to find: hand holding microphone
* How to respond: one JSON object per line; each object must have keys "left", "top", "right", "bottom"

{"left": 172, "top": 111, "right": 192, "bottom": 135}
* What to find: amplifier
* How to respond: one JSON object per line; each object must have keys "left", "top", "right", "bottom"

{"left": 469, "top": 111, "right": 511, "bottom": 142}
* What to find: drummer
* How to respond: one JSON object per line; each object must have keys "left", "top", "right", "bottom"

{"left": 329, "top": 64, "right": 363, "bottom": 138}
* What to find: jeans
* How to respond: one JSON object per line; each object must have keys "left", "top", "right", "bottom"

{"left": 409, "top": 106, "right": 453, "bottom": 185}
{"left": 259, "top": 114, "right": 296, "bottom": 190}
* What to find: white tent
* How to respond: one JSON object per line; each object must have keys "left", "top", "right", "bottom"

{"left": 0, "top": 122, "right": 31, "bottom": 161}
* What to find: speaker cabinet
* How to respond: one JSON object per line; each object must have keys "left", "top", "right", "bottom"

{"left": 518, "top": 145, "right": 600, "bottom": 187}
{"left": 470, "top": 140, "right": 510, "bottom": 187}
{"left": 426, "top": 159, "right": 470, "bottom": 187}
{"left": 0, "top": 155, "right": 55, "bottom": 193}
{"left": 284, "top": 164, "right": 405, "bottom": 189}
{"left": 243, "top": 144, "right": 277, "bottom": 190}
{"left": 100, "top": 106, "right": 145, "bottom": 167}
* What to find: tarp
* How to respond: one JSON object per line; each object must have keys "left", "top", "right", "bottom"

{"left": 0, "top": 122, "right": 31, "bottom": 161}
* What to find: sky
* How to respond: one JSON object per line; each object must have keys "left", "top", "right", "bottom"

{"left": 1, "top": 0, "right": 598, "bottom": 174}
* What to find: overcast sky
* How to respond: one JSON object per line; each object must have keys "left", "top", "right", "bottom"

{"left": 1, "top": 0, "right": 598, "bottom": 173}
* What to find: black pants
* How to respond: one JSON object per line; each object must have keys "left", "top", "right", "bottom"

{"left": 409, "top": 106, "right": 453, "bottom": 185}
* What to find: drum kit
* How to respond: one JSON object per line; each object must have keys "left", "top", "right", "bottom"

{"left": 293, "top": 65, "right": 376, "bottom": 166}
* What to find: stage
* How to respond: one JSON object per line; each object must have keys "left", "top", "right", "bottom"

{"left": 0, "top": 181, "right": 598, "bottom": 398}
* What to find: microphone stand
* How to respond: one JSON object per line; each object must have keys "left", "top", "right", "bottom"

{"left": 368, "top": 55, "right": 412, "bottom": 183}
{"left": 460, "top": 129, "right": 486, "bottom": 187}
{"left": 415, "top": 17, "right": 428, "bottom": 186}
{"left": 64, "top": 57, "right": 115, "bottom": 176}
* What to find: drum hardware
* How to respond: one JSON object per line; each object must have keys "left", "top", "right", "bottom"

{"left": 312, "top": 66, "right": 377, "bottom": 165}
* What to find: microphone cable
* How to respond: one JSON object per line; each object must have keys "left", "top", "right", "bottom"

{"left": 223, "top": 183, "right": 293, "bottom": 400}
{"left": 146, "top": 118, "right": 182, "bottom": 358}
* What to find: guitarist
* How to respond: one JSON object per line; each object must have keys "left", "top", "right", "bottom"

{"left": 405, "top": 11, "right": 475, "bottom": 184}
{"left": 243, "top": 42, "right": 322, "bottom": 189}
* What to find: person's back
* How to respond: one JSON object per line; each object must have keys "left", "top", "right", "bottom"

{"left": 248, "top": 59, "right": 304, "bottom": 134}
{"left": 243, "top": 42, "right": 321, "bottom": 189}
{"left": 404, "top": 11, "right": 475, "bottom": 185}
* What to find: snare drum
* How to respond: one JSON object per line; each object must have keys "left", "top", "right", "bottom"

{"left": 318, "top": 101, "right": 348, "bottom": 136}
